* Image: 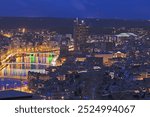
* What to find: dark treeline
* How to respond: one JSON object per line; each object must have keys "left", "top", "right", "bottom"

{"left": 0, "top": 17, "right": 150, "bottom": 34}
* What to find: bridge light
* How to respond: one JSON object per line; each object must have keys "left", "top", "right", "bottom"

{"left": 48, "top": 53, "right": 54, "bottom": 63}
{"left": 30, "top": 54, "right": 35, "bottom": 63}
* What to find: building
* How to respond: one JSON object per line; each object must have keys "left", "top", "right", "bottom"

{"left": 94, "top": 53, "right": 113, "bottom": 66}
{"left": 100, "top": 42, "right": 115, "bottom": 52}
{"left": 59, "top": 37, "right": 70, "bottom": 58}
{"left": 73, "top": 18, "right": 89, "bottom": 51}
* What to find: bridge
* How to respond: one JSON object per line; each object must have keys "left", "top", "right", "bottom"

{"left": 0, "top": 52, "right": 59, "bottom": 80}
{"left": 0, "top": 45, "right": 74, "bottom": 70}
{"left": 0, "top": 45, "right": 60, "bottom": 70}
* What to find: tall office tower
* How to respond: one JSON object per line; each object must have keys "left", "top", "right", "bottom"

{"left": 73, "top": 18, "right": 89, "bottom": 51}
{"left": 60, "top": 37, "right": 70, "bottom": 58}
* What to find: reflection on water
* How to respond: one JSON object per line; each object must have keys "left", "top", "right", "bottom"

{"left": 0, "top": 53, "right": 54, "bottom": 79}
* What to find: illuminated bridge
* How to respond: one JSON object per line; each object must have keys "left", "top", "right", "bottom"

{"left": 0, "top": 47, "right": 60, "bottom": 79}
{"left": 0, "top": 52, "right": 59, "bottom": 80}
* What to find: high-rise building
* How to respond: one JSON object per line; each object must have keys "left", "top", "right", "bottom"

{"left": 60, "top": 37, "right": 70, "bottom": 57}
{"left": 73, "top": 18, "right": 89, "bottom": 51}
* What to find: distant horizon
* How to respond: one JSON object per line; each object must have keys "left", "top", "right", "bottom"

{"left": 0, "top": 16, "right": 149, "bottom": 21}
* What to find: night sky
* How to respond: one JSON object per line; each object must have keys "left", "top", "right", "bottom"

{"left": 0, "top": 0, "right": 149, "bottom": 19}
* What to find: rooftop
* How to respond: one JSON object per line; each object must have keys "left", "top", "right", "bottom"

{"left": 116, "top": 33, "right": 137, "bottom": 37}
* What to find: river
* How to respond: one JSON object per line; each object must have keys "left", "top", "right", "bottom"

{"left": 0, "top": 53, "right": 56, "bottom": 90}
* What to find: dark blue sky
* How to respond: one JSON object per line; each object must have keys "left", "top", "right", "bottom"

{"left": 0, "top": 0, "right": 149, "bottom": 19}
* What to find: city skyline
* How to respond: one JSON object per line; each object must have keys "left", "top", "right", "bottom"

{"left": 0, "top": 1, "right": 150, "bottom": 100}
{"left": 0, "top": 0, "right": 150, "bottom": 19}
{"left": 0, "top": 16, "right": 150, "bottom": 100}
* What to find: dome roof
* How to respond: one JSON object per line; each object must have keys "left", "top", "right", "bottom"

{"left": 116, "top": 33, "right": 137, "bottom": 37}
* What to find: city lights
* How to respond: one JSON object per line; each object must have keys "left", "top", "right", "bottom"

{"left": 0, "top": 17, "right": 150, "bottom": 100}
